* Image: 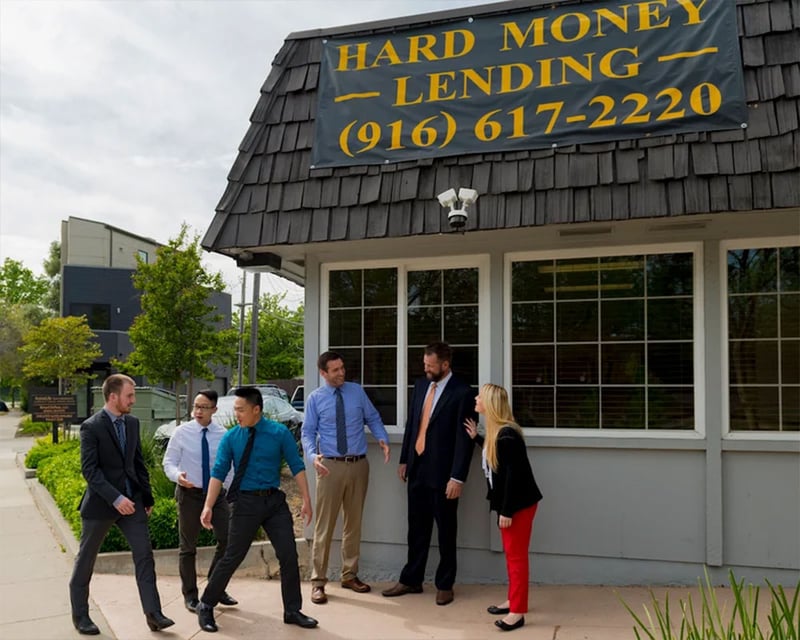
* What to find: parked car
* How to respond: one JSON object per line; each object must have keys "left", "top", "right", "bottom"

{"left": 227, "top": 384, "right": 289, "bottom": 402}
{"left": 154, "top": 394, "right": 304, "bottom": 451}
{"left": 0, "top": 400, "right": 9, "bottom": 412}
{"left": 290, "top": 385, "right": 304, "bottom": 410}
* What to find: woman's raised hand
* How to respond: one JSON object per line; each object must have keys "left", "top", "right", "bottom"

{"left": 464, "top": 418, "right": 478, "bottom": 439}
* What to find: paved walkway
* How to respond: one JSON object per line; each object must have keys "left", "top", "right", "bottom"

{"left": 0, "top": 410, "right": 786, "bottom": 640}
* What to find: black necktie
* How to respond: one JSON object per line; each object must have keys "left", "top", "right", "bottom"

{"left": 201, "top": 428, "right": 210, "bottom": 492}
{"left": 227, "top": 427, "right": 256, "bottom": 503}
{"left": 335, "top": 388, "right": 347, "bottom": 455}
{"left": 114, "top": 417, "right": 126, "bottom": 454}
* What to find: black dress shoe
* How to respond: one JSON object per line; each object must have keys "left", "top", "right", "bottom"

{"left": 145, "top": 610, "right": 175, "bottom": 631}
{"left": 495, "top": 616, "right": 525, "bottom": 631}
{"left": 283, "top": 610, "right": 319, "bottom": 628}
{"left": 72, "top": 613, "right": 100, "bottom": 635}
{"left": 185, "top": 598, "right": 200, "bottom": 612}
{"left": 487, "top": 605, "right": 510, "bottom": 615}
{"left": 218, "top": 591, "right": 238, "bottom": 606}
{"left": 197, "top": 602, "right": 218, "bottom": 632}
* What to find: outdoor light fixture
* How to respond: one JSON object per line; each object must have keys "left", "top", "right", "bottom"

{"left": 437, "top": 187, "right": 479, "bottom": 230}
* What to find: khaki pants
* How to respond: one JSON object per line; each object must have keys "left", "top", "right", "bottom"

{"left": 311, "top": 457, "right": 369, "bottom": 586}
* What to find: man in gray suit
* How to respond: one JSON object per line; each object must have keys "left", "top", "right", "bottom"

{"left": 68, "top": 374, "right": 174, "bottom": 635}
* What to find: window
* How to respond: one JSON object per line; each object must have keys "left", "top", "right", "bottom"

{"left": 70, "top": 303, "right": 111, "bottom": 330}
{"left": 137, "top": 250, "right": 148, "bottom": 263}
{"left": 509, "top": 250, "right": 697, "bottom": 430}
{"left": 726, "top": 244, "right": 799, "bottom": 432}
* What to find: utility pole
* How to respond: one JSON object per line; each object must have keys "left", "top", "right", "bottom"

{"left": 236, "top": 272, "right": 247, "bottom": 387}
{"left": 248, "top": 272, "right": 260, "bottom": 383}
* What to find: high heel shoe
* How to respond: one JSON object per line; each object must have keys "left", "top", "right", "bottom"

{"left": 495, "top": 616, "right": 525, "bottom": 631}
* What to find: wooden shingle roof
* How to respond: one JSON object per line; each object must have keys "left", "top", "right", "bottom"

{"left": 202, "top": 0, "right": 800, "bottom": 255}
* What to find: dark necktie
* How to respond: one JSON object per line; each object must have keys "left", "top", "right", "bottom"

{"left": 227, "top": 427, "right": 256, "bottom": 503}
{"left": 335, "top": 388, "right": 347, "bottom": 455}
{"left": 201, "top": 428, "right": 210, "bottom": 492}
{"left": 114, "top": 417, "right": 126, "bottom": 454}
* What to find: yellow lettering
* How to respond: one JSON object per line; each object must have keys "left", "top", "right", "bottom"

{"left": 557, "top": 54, "right": 594, "bottom": 85}
{"left": 538, "top": 58, "right": 555, "bottom": 88}
{"left": 637, "top": 1, "right": 670, "bottom": 31}
{"left": 407, "top": 34, "right": 438, "bottom": 63}
{"left": 427, "top": 71, "right": 457, "bottom": 101}
{"left": 594, "top": 6, "right": 630, "bottom": 36}
{"left": 392, "top": 76, "right": 424, "bottom": 106}
{"left": 500, "top": 18, "right": 547, "bottom": 50}
{"left": 370, "top": 40, "right": 402, "bottom": 67}
{"left": 336, "top": 42, "right": 369, "bottom": 71}
{"left": 498, "top": 63, "right": 535, "bottom": 93}
{"left": 443, "top": 29, "right": 475, "bottom": 59}
{"left": 674, "top": 0, "right": 708, "bottom": 25}
{"left": 461, "top": 67, "right": 494, "bottom": 98}
{"left": 552, "top": 12, "right": 591, "bottom": 42}
{"left": 598, "top": 47, "right": 640, "bottom": 79}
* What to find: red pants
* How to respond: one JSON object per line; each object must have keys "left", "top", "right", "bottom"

{"left": 500, "top": 503, "right": 538, "bottom": 613}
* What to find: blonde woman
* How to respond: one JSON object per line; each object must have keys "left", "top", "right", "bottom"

{"left": 465, "top": 384, "right": 542, "bottom": 632}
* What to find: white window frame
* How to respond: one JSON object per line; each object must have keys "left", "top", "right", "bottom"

{"left": 721, "top": 235, "right": 800, "bottom": 441}
{"left": 321, "top": 255, "right": 490, "bottom": 431}
{"left": 505, "top": 241, "right": 705, "bottom": 439}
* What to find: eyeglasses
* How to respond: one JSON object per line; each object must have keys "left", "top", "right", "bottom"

{"left": 193, "top": 404, "right": 215, "bottom": 411}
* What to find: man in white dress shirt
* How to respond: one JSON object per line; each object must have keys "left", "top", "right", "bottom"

{"left": 162, "top": 389, "right": 238, "bottom": 612}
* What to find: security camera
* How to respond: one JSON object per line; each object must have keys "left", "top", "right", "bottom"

{"left": 437, "top": 187, "right": 478, "bottom": 231}
{"left": 437, "top": 188, "right": 458, "bottom": 208}
{"left": 448, "top": 208, "right": 468, "bottom": 230}
{"left": 458, "top": 188, "right": 478, "bottom": 205}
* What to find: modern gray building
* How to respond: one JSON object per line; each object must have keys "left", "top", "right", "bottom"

{"left": 202, "top": 0, "right": 799, "bottom": 586}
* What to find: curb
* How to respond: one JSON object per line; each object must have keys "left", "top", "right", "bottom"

{"left": 17, "top": 453, "right": 312, "bottom": 580}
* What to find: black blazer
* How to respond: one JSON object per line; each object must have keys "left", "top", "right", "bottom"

{"left": 475, "top": 426, "right": 542, "bottom": 518}
{"left": 400, "top": 375, "right": 477, "bottom": 489}
{"left": 77, "top": 410, "right": 153, "bottom": 520}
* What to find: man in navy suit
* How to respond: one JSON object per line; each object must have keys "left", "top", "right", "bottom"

{"left": 68, "top": 374, "right": 173, "bottom": 635}
{"left": 382, "top": 342, "right": 476, "bottom": 606}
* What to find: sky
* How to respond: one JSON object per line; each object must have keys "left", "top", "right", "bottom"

{"left": 0, "top": 0, "right": 505, "bottom": 306}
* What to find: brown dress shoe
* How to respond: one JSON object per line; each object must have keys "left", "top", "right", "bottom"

{"left": 311, "top": 586, "right": 328, "bottom": 604}
{"left": 436, "top": 589, "right": 454, "bottom": 605}
{"left": 341, "top": 577, "right": 371, "bottom": 593}
{"left": 381, "top": 582, "right": 423, "bottom": 597}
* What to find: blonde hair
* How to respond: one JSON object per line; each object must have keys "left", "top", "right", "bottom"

{"left": 480, "top": 383, "right": 522, "bottom": 470}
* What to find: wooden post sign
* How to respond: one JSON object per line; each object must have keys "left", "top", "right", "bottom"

{"left": 31, "top": 395, "right": 77, "bottom": 444}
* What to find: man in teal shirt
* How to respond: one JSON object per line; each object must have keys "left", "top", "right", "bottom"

{"left": 196, "top": 387, "right": 318, "bottom": 632}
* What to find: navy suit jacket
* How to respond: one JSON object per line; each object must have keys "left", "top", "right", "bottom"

{"left": 400, "top": 375, "right": 477, "bottom": 489}
{"left": 77, "top": 410, "right": 154, "bottom": 520}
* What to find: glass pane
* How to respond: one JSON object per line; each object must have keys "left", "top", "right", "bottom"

{"left": 329, "top": 270, "right": 362, "bottom": 307}
{"left": 512, "top": 302, "right": 554, "bottom": 343}
{"left": 779, "top": 247, "right": 800, "bottom": 292}
{"left": 363, "top": 347, "right": 397, "bottom": 385}
{"left": 557, "top": 344, "right": 598, "bottom": 384}
{"left": 329, "top": 309, "right": 361, "bottom": 346}
{"left": 556, "top": 387, "right": 599, "bottom": 428}
{"left": 408, "top": 270, "right": 441, "bottom": 307}
{"left": 408, "top": 307, "right": 441, "bottom": 346}
{"left": 444, "top": 268, "right": 478, "bottom": 304}
{"left": 557, "top": 301, "right": 598, "bottom": 341}
{"left": 513, "top": 387, "right": 554, "bottom": 428}
{"left": 364, "top": 268, "right": 397, "bottom": 306}
{"left": 782, "top": 294, "right": 799, "bottom": 338}
{"left": 782, "top": 387, "right": 799, "bottom": 431}
{"left": 648, "top": 253, "right": 693, "bottom": 296}
{"left": 444, "top": 306, "right": 478, "bottom": 344}
{"left": 555, "top": 258, "right": 598, "bottom": 300}
{"left": 728, "top": 295, "right": 778, "bottom": 339}
{"left": 600, "top": 255, "right": 644, "bottom": 298}
{"left": 512, "top": 260, "right": 553, "bottom": 302}
{"left": 364, "top": 387, "right": 397, "bottom": 426}
{"left": 782, "top": 340, "right": 799, "bottom": 384}
{"left": 729, "top": 386, "right": 780, "bottom": 430}
{"left": 648, "top": 387, "right": 694, "bottom": 429}
{"left": 648, "top": 342, "right": 693, "bottom": 385}
{"left": 648, "top": 298, "right": 693, "bottom": 341}
{"left": 728, "top": 341, "right": 779, "bottom": 385}
{"left": 407, "top": 347, "right": 424, "bottom": 385}
{"left": 364, "top": 308, "right": 396, "bottom": 345}
{"left": 513, "top": 345, "right": 554, "bottom": 385}
{"left": 602, "top": 388, "right": 645, "bottom": 429}
{"left": 728, "top": 248, "right": 777, "bottom": 294}
{"left": 602, "top": 344, "right": 645, "bottom": 384}
{"left": 452, "top": 346, "right": 479, "bottom": 387}
{"left": 602, "top": 299, "right": 644, "bottom": 341}
{"left": 337, "top": 348, "right": 361, "bottom": 383}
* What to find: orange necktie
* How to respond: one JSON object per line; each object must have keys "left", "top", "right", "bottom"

{"left": 415, "top": 382, "right": 437, "bottom": 455}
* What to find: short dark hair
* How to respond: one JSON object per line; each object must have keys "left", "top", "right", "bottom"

{"left": 318, "top": 351, "right": 344, "bottom": 372}
{"left": 234, "top": 386, "right": 263, "bottom": 410}
{"left": 197, "top": 389, "right": 218, "bottom": 406}
{"left": 102, "top": 374, "right": 135, "bottom": 400}
{"left": 424, "top": 341, "right": 452, "bottom": 364}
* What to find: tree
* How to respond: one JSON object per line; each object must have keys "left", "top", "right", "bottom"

{"left": 42, "top": 241, "right": 61, "bottom": 313}
{"left": 239, "top": 292, "right": 304, "bottom": 381}
{"left": 0, "top": 258, "right": 49, "bottom": 306}
{"left": 122, "top": 224, "right": 237, "bottom": 420}
{"left": 0, "top": 304, "right": 50, "bottom": 406}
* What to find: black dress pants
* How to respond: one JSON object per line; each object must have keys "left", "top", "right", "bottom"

{"left": 200, "top": 491, "right": 301, "bottom": 613}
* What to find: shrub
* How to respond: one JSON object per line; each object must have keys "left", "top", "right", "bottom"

{"left": 18, "top": 415, "right": 54, "bottom": 437}
{"left": 25, "top": 436, "right": 79, "bottom": 469}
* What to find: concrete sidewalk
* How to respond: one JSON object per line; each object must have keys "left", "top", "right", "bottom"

{"left": 0, "top": 410, "right": 782, "bottom": 640}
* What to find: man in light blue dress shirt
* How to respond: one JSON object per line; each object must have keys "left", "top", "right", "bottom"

{"left": 301, "top": 351, "right": 390, "bottom": 605}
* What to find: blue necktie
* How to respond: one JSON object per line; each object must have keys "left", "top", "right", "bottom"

{"left": 114, "top": 417, "right": 126, "bottom": 454}
{"left": 335, "top": 388, "right": 347, "bottom": 455}
{"left": 201, "top": 428, "right": 210, "bottom": 493}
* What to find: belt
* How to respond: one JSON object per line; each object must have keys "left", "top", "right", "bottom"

{"left": 179, "top": 486, "right": 204, "bottom": 494}
{"left": 327, "top": 454, "right": 366, "bottom": 462}
{"left": 241, "top": 488, "right": 278, "bottom": 496}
